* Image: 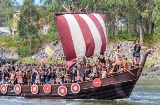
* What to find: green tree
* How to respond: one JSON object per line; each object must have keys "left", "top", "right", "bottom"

{"left": 17, "top": 0, "right": 40, "bottom": 53}
{"left": 153, "top": 0, "right": 160, "bottom": 34}
{"left": 41, "top": 0, "right": 159, "bottom": 44}
{"left": 42, "top": 0, "right": 64, "bottom": 35}
{"left": 0, "top": 0, "right": 15, "bottom": 28}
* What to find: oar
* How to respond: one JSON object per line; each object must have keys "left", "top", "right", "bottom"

{"left": 127, "top": 70, "right": 135, "bottom": 76}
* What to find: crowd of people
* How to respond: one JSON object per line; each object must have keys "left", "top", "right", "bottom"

{"left": 0, "top": 59, "right": 108, "bottom": 85}
{"left": 0, "top": 41, "right": 143, "bottom": 85}
{"left": 0, "top": 55, "right": 128, "bottom": 85}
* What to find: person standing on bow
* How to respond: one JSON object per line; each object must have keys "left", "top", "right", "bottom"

{"left": 133, "top": 41, "right": 141, "bottom": 67}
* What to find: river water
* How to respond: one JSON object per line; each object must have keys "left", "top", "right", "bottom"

{"left": 0, "top": 80, "right": 159, "bottom": 105}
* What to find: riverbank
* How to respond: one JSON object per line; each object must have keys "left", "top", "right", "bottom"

{"left": 139, "top": 63, "right": 160, "bottom": 80}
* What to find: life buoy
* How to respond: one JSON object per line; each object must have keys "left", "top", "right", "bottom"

{"left": 14, "top": 84, "right": 21, "bottom": 94}
{"left": 43, "top": 84, "right": 51, "bottom": 94}
{"left": 1, "top": 84, "right": 7, "bottom": 94}
{"left": 58, "top": 86, "right": 67, "bottom": 96}
{"left": 31, "top": 84, "right": 38, "bottom": 94}
{"left": 71, "top": 83, "right": 80, "bottom": 93}
{"left": 93, "top": 78, "right": 102, "bottom": 87}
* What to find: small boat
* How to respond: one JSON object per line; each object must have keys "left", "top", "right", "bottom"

{"left": 0, "top": 12, "right": 152, "bottom": 100}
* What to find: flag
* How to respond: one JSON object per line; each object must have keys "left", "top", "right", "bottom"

{"left": 45, "top": 46, "right": 54, "bottom": 57}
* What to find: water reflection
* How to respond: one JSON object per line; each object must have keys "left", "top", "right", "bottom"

{"left": 0, "top": 97, "right": 138, "bottom": 105}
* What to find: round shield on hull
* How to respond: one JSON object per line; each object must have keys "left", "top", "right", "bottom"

{"left": 43, "top": 84, "right": 51, "bottom": 94}
{"left": 14, "top": 84, "right": 21, "bottom": 94}
{"left": 93, "top": 78, "right": 102, "bottom": 87}
{"left": 71, "top": 83, "right": 80, "bottom": 93}
{"left": 58, "top": 86, "right": 67, "bottom": 96}
{"left": 1, "top": 84, "right": 7, "bottom": 94}
{"left": 31, "top": 84, "right": 39, "bottom": 94}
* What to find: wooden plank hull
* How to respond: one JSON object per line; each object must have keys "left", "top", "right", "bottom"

{"left": 0, "top": 68, "right": 139, "bottom": 100}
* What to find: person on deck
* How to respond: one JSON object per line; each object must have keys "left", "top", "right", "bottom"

{"left": 108, "top": 49, "right": 122, "bottom": 75}
{"left": 9, "top": 70, "right": 16, "bottom": 85}
{"left": 50, "top": 69, "right": 56, "bottom": 84}
{"left": 16, "top": 70, "right": 24, "bottom": 84}
{"left": 91, "top": 64, "right": 98, "bottom": 80}
{"left": 97, "top": 53, "right": 106, "bottom": 64}
{"left": 31, "top": 69, "right": 37, "bottom": 84}
{"left": 113, "top": 49, "right": 123, "bottom": 70}
{"left": 102, "top": 67, "right": 107, "bottom": 78}
{"left": 71, "top": 65, "right": 77, "bottom": 83}
{"left": 79, "top": 4, "right": 89, "bottom": 12}
{"left": 40, "top": 70, "right": 45, "bottom": 84}
{"left": 35, "top": 70, "right": 40, "bottom": 83}
{"left": 65, "top": 68, "right": 71, "bottom": 83}
{"left": 62, "top": 5, "right": 74, "bottom": 12}
{"left": 25, "top": 69, "right": 31, "bottom": 85}
{"left": 56, "top": 67, "right": 63, "bottom": 84}
{"left": 3, "top": 68, "right": 9, "bottom": 84}
{"left": 77, "top": 64, "right": 84, "bottom": 82}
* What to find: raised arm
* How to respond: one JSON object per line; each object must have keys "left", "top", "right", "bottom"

{"left": 85, "top": 4, "right": 89, "bottom": 10}
{"left": 62, "top": 5, "right": 70, "bottom": 12}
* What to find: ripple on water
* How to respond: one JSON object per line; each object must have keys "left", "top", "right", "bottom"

{"left": 130, "top": 85, "right": 160, "bottom": 104}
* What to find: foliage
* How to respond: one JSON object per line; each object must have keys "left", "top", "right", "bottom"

{"left": 153, "top": 0, "right": 160, "bottom": 34}
{"left": 108, "top": 34, "right": 139, "bottom": 42}
{"left": 17, "top": 0, "right": 40, "bottom": 53}
{"left": 145, "top": 58, "right": 159, "bottom": 67}
{"left": 0, "top": 0, "right": 14, "bottom": 27}
{"left": 15, "top": 58, "right": 65, "bottom": 65}
{"left": 17, "top": 46, "right": 31, "bottom": 57}
{"left": 0, "top": 34, "right": 59, "bottom": 58}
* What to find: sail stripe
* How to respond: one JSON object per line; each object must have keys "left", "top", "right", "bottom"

{"left": 63, "top": 14, "right": 86, "bottom": 57}
{"left": 94, "top": 14, "right": 107, "bottom": 38}
{"left": 73, "top": 14, "right": 95, "bottom": 56}
{"left": 88, "top": 14, "right": 106, "bottom": 53}
{"left": 79, "top": 14, "right": 102, "bottom": 55}
{"left": 55, "top": 15, "right": 77, "bottom": 68}
{"left": 99, "top": 14, "right": 107, "bottom": 50}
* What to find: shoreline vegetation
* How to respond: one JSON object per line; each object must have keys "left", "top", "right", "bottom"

{"left": 0, "top": 34, "right": 159, "bottom": 66}
{"left": 0, "top": 33, "right": 159, "bottom": 57}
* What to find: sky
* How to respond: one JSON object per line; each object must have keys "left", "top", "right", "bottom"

{"left": 16, "top": 0, "right": 42, "bottom": 5}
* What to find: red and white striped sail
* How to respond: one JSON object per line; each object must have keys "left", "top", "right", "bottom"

{"left": 55, "top": 13, "right": 107, "bottom": 68}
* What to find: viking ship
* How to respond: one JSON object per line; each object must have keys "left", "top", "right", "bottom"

{"left": 0, "top": 12, "right": 152, "bottom": 100}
